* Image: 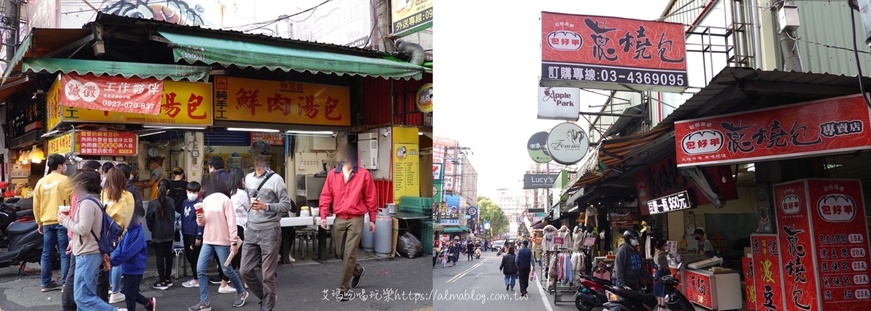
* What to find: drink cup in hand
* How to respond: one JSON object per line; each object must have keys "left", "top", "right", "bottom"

{"left": 59, "top": 205, "right": 71, "bottom": 216}
{"left": 195, "top": 203, "right": 204, "bottom": 215}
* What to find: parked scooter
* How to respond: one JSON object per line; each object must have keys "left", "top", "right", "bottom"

{"left": 575, "top": 274, "right": 611, "bottom": 311}
{"left": 603, "top": 262, "right": 695, "bottom": 311}
{"left": 474, "top": 247, "right": 481, "bottom": 259}
{"left": 0, "top": 198, "right": 47, "bottom": 275}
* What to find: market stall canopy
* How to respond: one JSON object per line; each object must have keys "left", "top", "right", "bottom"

{"left": 2, "top": 28, "right": 94, "bottom": 84}
{"left": 22, "top": 58, "right": 211, "bottom": 82}
{"left": 442, "top": 227, "right": 465, "bottom": 233}
{"left": 0, "top": 76, "right": 33, "bottom": 105}
{"left": 157, "top": 30, "right": 425, "bottom": 80}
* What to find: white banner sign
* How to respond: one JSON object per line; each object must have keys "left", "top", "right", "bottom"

{"left": 538, "top": 87, "right": 580, "bottom": 120}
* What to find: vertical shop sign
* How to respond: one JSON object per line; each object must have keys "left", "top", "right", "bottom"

{"left": 392, "top": 127, "right": 420, "bottom": 200}
{"left": 751, "top": 234, "right": 786, "bottom": 311}
{"left": 683, "top": 270, "right": 714, "bottom": 309}
{"left": 47, "top": 78, "right": 63, "bottom": 131}
{"left": 47, "top": 132, "right": 73, "bottom": 155}
{"left": 805, "top": 179, "right": 871, "bottom": 310}
{"left": 540, "top": 12, "right": 687, "bottom": 91}
{"left": 743, "top": 257, "right": 758, "bottom": 311}
{"left": 772, "top": 180, "right": 818, "bottom": 310}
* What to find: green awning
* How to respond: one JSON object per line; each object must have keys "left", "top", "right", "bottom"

{"left": 158, "top": 31, "right": 424, "bottom": 80}
{"left": 443, "top": 227, "right": 464, "bottom": 233}
{"left": 22, "top": 58, "right": 211, "bottom": 81}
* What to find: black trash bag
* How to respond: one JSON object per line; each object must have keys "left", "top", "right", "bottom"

{"left": 397, "top": 232, "right": 424, "bottom": 259}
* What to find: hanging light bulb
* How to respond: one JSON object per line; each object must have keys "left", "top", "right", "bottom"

{"left": 30, "top": 145, "right": 44, "bottom": 164}
{"left": 21, "top": 150, "right": 30, "bottom": 164}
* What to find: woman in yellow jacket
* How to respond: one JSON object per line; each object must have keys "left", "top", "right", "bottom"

{"left": 102, "top": 168, "right": 136, "bottom": 303}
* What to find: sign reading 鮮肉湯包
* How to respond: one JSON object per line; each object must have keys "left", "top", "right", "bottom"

{"left": 546, "top": 122, "right": 589, "bottom": 165}
{"left": 523, "top": 173, "right": 560, "bottom": 189}
{"left": 540, "top": 12, "right": 687, "bottom": 92}
{"left": 647, "top": 190, "right": 693, "bottom": 215}
{"left": 538, "top": 87, "right": 580, "bottom": 120}
{"left": 59, "top": 73, "right": 163, "bottom": 115}
{"left": 48, "top": 79, "right": 214, "bottom": 128}
{"left": 213, "top": 76, "right": 350, "bottom": 126}
{"left": 674, "top": 94, "right": 871, "bottom": 167}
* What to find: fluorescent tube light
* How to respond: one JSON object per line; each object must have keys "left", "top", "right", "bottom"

{"left": 286, "top": 130, "right": 335, "bottom": 135}
{"left": 139, "top": 131, "right": 166, "bottom": 137}
{"left": 143, "top": 126, "right": 206, "bottom": 130}
{"left": 228, "top": 128, "right": 280, "bottom": 133}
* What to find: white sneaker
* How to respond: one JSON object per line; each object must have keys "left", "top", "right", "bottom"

{"left": 182, "top": 279, "right": 199, "bottom": 288}
{"left": 289, "top": 256, "right": 296, "bottom": 263}
{"left": 244, "top": 283, "right": 249, "bottom": 289}
{"left": 117, "top": 308, "right": 128, "bottom": 311}
{"left": 218, "top": 286, "right": 237, "bottom": 294}
{"left": 109, "top": 292, "right": 126, "bottom": 304}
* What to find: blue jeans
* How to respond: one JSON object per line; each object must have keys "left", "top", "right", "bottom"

{"left": 110, "top": 266, "right": 122, "bottom": 293}
{"left": 42, "top": 224, "right": 70, "bottom": 286}
{"left": 73, "top": 253, "right": 116, "bottom": 311}
{"left": 504, "top": 273, "right": 517, "bottom": 288}
{"left": 197, "top": 244, "right": 244, "bottom": 302}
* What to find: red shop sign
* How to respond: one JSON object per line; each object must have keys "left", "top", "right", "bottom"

{"left": 683, "top": 270, "right": 714, "bottom": 309}
{"left": 805, "top": 179, "right": 871, "bottom": 310}
{"left": 750, "top": 234, "right": 787, "bottom": 311}
{"left": 772, "top": 180, "right": 820, "bottom": 310}
{"left": 633, "top": 153, "right": 737, "bottom": 215}
{"left": 59, "top": 73, "right": 163, "bottom": 115}
{"left": 742, "top": 257, "right": 758, "bottom": 311}
{"left": 77, "top": 131, "right": 138, "bottom": 156}
{"left": 540, "top": 12, "right": 687, "bottom": 91}
{"left": 674, "top": 94, "right": 871, "bottom": 167}
{"left": 251, "top": 132, "right": 284, "bottom": 146}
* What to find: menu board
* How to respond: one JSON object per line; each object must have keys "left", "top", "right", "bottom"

{"left": 684, "top": 270, "right": 714, "bottom": 309}
{"left": 805, "top": 179, "right": 871, "bottom": 310}
{"left": 772, "top": 180, "right": 820, "bottom": 310}
{"left": 392, "top": 127, "right": 420, "bottom": 200}
{"left": 751, "top": 234, "right": 786, "bottom": 311}
{"left": 743, "top": 257, "right": 758, "bottom": 311}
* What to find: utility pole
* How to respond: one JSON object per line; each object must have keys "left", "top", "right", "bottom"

{"left": 373, "top": 0, "right": 396, "bottom": 53}
{"left": 777, "top": 1, "right": 802, "bottom": 71}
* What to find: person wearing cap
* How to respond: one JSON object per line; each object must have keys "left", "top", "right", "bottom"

{"left": 693, "top": 228, "right": 715, "bottom": 257}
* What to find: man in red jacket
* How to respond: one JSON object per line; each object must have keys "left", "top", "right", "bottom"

{"left": 320, "top": 145, "right": 377, "bottom": 301}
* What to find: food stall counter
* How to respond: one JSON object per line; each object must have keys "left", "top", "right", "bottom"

{"left": 681, "top": 267, "right": 742, "bottom": 310}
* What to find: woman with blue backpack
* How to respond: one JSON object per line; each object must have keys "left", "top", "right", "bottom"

{"left": 58, "top": 170, "right": 124, "bottom": 311}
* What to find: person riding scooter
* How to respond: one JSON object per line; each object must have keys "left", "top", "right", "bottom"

{"left": 613, "top": 229, "right": 652, "bottom": 291}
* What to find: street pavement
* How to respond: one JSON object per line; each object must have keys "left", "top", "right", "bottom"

{"left": 0, "top": 247, "right": 433, "bottom": 311}
{"left": 432, "top": 250, "right": 600, "bottom": 311}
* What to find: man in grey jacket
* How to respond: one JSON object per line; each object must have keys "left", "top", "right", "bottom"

{"left": 241, "top": 151, "right": 296, "bottom": 311}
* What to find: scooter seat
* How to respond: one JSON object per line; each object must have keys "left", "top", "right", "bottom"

{"left": 6, "top": 222, "right": 37, "bottom": 235}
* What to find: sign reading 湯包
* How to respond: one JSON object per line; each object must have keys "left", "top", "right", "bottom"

{"left": 675, "top": 94, "right": 871, "bottom": 167}
{"left": 392, "top": 127, "right": 420, "bottom": 201}
{"left": 750, "top": 234, "right": 787, "bottom": 311}
{"left": 774, "top": 179, "right": 871, "bottom": 310}
{"left": 417, "top": 83, "right": 432, "bottom": 113}
{"left": 47, "top": 132, "right": 73, "bottom": 155}
{"left": 59, "top": 74, "right": 163, "bottom": 115}
{"left": 76, "top": 131, "right": 138, "bottom": 156}
{"left": 538, "top": 87, "right": 580, "bottom": 120}
{"left": 48, "top": 80, "right": 214, "bottom": 129}
{"left": 546, "top": 122, "right": 588, "bottom": 165}
{"left": 540, "top": 12, "right": 687, "bottom": 92}
{"left": 523, "top": 173, "right": 560, "bottom": 189}
{"left": 214, "top": 77, "right": 350, "bottom": 126}
{"left": 391, "top": 0, "right": 432, "bottom": 36}
{"left": 646, "top": 190, "right": 693, "bottom": 215}
{"left": 527, "top": 131, "right": 553, "bottom": 163}
{"left": 251, "top": 132, "right": 284, "bottom": 146}
{"left": 433, "top": 163, "right": 443, "bottom": 180}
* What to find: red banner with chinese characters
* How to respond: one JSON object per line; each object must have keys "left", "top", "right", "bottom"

{"left": 683, "top": 270, "right": 714, "bottom": 309}
{"left": 76, "top": 131, "right": 137, "bottom": 156}
{"left": 540, "top": 12, "right": 687, "bottom": 90}
{"left": 251, "top": 132, "right": 284, "bottom": 146}
{"left": 633, "top": 153, "right": 737, "bottom": 215}
{"left": 743, "top": 257, "right": 758, "bottom": 311}
{"left": 674, "top": 94, "right": 871, "bottom": 167}
{"left": 751, "top": 234, "right": 786, "bottom": 311}
{"left": 772, "top": 180, "right": 820, "bottom": 310}
{"left": 805, "top": 179, "right": 871, "bottom": 310}
{"left": 59, "top": 74, "right": 163, "bottom": 115}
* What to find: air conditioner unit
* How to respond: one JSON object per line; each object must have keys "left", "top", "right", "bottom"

{"left": 358, "top": 137, "right": 378, "bottom": 170}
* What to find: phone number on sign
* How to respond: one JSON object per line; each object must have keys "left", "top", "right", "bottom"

{"left": 542, "top": 64, "right": 687, "bottom": 87}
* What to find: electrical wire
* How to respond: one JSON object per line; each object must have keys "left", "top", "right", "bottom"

{"left": 224, "top": 0, "right": 334, "bottom": 30}
{"left": 849, "top": 7, "right": 871, "bottom": 110}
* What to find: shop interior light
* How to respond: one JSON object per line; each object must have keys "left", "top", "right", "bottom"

{"left": 228, "top": 128, "right": 280, "bottom": 133}
{"left": 30, "top": 146, "right": 45, "bottom": 164}
{"left": 21, "top": 150, "right": 30, "bottom": 164}
{"left": 143, "top": 126, "right": 206, "bottom": 130}
{"left": 139, "top": 131, "right": 166, "bottom": 138}
{"left": 286, "top": 130, "right": 335, "bottom": 136}
{"left": 746, "top": 163, "right": 756, "bottom": 172}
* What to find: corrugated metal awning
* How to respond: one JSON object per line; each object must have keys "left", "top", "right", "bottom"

{"left": 2, "top": 28, "right": 94, "bottom": 84}
{"left": 22, "top": 58, "right": 211, "bottom": 81}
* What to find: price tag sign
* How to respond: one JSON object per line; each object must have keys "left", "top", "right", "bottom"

{"left": 647, "top": 190, "right": 694, "bottom": 215}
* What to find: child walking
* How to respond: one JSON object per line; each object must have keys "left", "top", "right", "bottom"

{"left": 146, "top": 180, "right": 176, "bottom": 290}
{"left": 180, "top": 182, "right": 204, "bottom": 288}
{"left": 110, "top": 216, "right": 156, "bottom": 310}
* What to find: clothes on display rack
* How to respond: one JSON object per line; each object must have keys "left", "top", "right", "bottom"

{"left": 571, "top": 251, "right": 586, "bottom": 282}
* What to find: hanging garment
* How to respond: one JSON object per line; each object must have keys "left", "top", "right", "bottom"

{"left": 565, "top": 253, "right": 573, "bottom": 284}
